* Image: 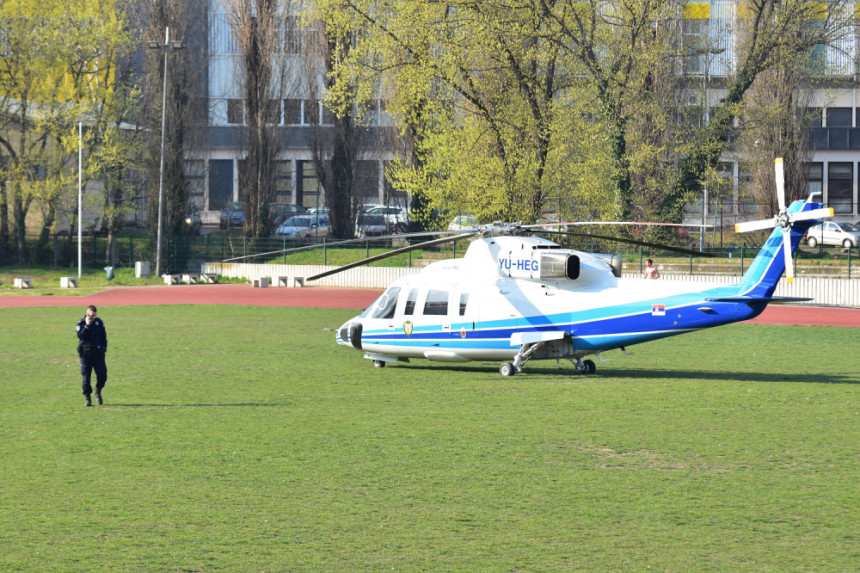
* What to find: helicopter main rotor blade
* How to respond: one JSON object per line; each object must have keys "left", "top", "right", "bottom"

{"left": 307, "top": 232, "right": 477, "bottom": 281}
{"left": 222, "top": 230, "right": 468, "bottom": 263}
{"left": 530, "top": 229, "right": 717, "bottom": 257}
{"left": 525, "top": 221, "right": 716, "bottom": 230}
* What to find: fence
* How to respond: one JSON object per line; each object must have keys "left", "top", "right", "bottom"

{"left": 203, "top": 262, "right": 860, "bottom": 307}
{"left": 6, "top": 233, "right": 860, "bottom": 298}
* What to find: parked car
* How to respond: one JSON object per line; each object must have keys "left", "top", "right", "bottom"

{"left": 274, "top": 215, "right": 331, "bottom": 239}
{"left": 447, "top": 214, "right": 479, "bottom": 230}
{"left": 362, "top": 205, "right": 409, "bottom": 233}
{"left": 805, "top": 222, "right": 860, "bottom": 249}
{"left": 539, "top": 212, "right": 569, "bottom": 232}
{"left": 355, "top": 213, "right": 388, "bottom": 238}
{"left": 219, "top": 201, "right": 245, "bottom": 229}
{"left": 269, "top": 203, "right": 308, "bottom": 227}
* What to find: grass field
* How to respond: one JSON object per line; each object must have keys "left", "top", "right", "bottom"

{"left": 1, "top": 305, "right": 858, "bottom": 571}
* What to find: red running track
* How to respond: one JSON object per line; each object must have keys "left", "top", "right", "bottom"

{"left": 0, "top": 284, "right": 857, "bottom": 327}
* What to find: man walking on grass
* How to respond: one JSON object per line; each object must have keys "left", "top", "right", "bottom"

{"left": 76, "top": 305, "right": 108, "bottom": 407}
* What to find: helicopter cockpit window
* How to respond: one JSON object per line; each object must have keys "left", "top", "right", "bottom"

{"left": 371, "top": 287, "right": 401, "bottom": 319}
{"left": 404, "top": 289, "right": 418, "bottom": 315}
{"left": 459, "top": 293, "right": 469, "bottom": 316}
{"left": 423, "top": 290, "right": 449, "bottom": 315}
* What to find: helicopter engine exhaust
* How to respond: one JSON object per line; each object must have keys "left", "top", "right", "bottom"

{"left": 539, "top": 253, "right": 580, "bottom": 280}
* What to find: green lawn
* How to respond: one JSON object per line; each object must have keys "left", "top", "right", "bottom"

{"left": 1, "top": 305, "right": 857, "bottom": 570}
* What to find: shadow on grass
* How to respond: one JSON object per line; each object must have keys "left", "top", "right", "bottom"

{"left": 389, "top": 364, "right": 860, "bottom": 385}
{"left": 602, "top": 369, "right": 859, "bottom": 385}
{"left": 107, "top": 402, "right": 289, "bottom": 408}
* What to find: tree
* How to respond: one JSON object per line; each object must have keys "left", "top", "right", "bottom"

{"left": 318, "top": 0, "right": 571, "bottom": 224}
{"left": 0, "top": 0, "right": 134, "bottom": 264}
{"left": 139, "top": 0, "right": 206, "bottom": 264}
{"left": 225, "top": 0, "right": 293, "bottom": 238}
{"left": 301, "top": 3, "right": 364, "bottom": 239}
{"left": 657, "top": 0, "right": 850, "bottom": 223}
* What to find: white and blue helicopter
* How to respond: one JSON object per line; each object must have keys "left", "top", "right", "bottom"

{"left": 309, "top": 159, "right": 832, "bottom": 376}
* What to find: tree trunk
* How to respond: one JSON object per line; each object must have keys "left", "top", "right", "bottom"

{"left": 0, "top": 179, "right": 9, "bottom": 265}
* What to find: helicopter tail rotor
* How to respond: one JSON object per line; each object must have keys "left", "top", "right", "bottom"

{"left": 734, "top": 158, "right": 833, "bottom": 283}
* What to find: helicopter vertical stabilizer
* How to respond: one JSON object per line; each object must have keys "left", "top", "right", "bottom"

{"left": 735, "top": 199, "right": 826, "bottom": 298}
{"left": 734, "top": 158, "right": 833, "bottom": 297}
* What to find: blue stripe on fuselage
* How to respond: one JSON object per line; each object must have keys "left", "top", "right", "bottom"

{"left": 359, "top": 285, "right": 762, "bottom": 353}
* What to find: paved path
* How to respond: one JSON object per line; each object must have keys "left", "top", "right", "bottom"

{"left": 0, "top": 284, "right": 857, "bottom": 327}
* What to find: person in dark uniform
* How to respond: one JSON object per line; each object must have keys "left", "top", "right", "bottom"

{"left": 76, "top": 305, "right": 108, "bottom": 407}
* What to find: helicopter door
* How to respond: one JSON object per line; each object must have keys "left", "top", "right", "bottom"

{"left": 397, "top": 288, "right": 420, "bottom": 342}
{"left": 451, "top": 291, "right": 474, "bottom": 337}
{"left": 477, "top": 294, "right": 521, "bottom": 338}
{"left": 422, "top": 289, "right": 452, "bottom": 334}
{"left": 366, "top": 286, "right": 401, "bottom": 348}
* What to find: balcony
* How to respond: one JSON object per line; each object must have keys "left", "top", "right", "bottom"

{"left": 807, "top": 127, "right": 860, "bottom": 151}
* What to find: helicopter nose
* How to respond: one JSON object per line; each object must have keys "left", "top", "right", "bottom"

{"left": 336, "top": 321, "right": 363, "bottom": 349}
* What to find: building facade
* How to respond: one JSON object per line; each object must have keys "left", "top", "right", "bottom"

{"left": 683, "top": 1, "right": 860, "bottom": 226}
{"left": 185, "top": 0, "right": 403, "bottom": 223}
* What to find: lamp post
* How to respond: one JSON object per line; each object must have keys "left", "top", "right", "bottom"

{"left": 700, "top": 45, "right": 725, "bottom": 251}
{"left": 148, "top": 27, "right": 183, "bottom": 277}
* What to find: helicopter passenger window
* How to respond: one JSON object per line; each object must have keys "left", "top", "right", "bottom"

{"left": 404, "top": 289, "right": 418, "bottom": 315}
{"left": 423, "top": 290, "right": 449, "bottom": 315}
{"left": 459, "top": 293, "right": 469, "bottom": 316}
{"left": 371, "top": 287, "right": 400, "bottom": 319}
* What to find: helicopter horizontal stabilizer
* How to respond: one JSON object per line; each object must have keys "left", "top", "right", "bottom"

{"left": 706, "top": 295, "right": 813, "bottom": 303}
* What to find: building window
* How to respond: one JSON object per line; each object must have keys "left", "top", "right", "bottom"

{"left": 227, "top": 99, "right": 244, "bottom": 124}
{"left": 805, "top": 108, "right": 823, "bottom": 128}
{"left": 805, "top": 162, "right": 823, "bottom": 200}
{"left": 274, "top": 160, "right": 292, "bottom": 203}
{"left": 208, "top": 160, "right": 234, "bottom": 210}
{"left": 285, "top": 99, "right": 301, "bottom": 124}
{"left": 184, "top": 160, "right": 205, "bottom": 204}
{"left": 303, "top": 99, "right": 319, "bottom": 125}
{"left": 266, "top": 99, "right": 282, "bottom": 124}
{"left": 297, "top": 160, "right": 319, "bottom": 209}
{"left": 827, "top": 162, "right": 853, "bottom": 214}
{"left": 826, "top": 108, "right": 851, "bottom": 127}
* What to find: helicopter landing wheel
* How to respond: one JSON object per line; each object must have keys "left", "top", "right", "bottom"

{"left": 576, "top": 359, "right": 596, "bottom": 375}
{"left": 499, "top": 362, "right": 517, "bottom": 376}
{"left": 373, "top": 360, "right": 386, "bottom": 368}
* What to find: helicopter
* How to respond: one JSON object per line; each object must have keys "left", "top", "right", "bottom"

{"left": 302, "top": 159, "right": 832, "bottom": 376}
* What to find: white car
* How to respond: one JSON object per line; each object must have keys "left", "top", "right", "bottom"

{"left": 805, "top": 222, "right": 860, "bottom": 249}
{"left": 362, "top": 205, "right": 409, "bottom": 233}
{"left": 355, "top": 213, "right": 388, "bottom": 238}
{"left": 274, "top": 215, "right": 331, "bottom": 239}
{"left": 447, "top": 214, "right": 479, "bottom": 230}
